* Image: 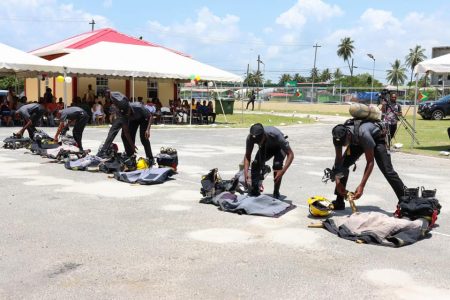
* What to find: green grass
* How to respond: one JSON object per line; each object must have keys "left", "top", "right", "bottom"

{"left": 215, "top": 113, "right": 312, "bottom": 128}
{"left": 393, "top": 117, "right": 450, "bottom": 157}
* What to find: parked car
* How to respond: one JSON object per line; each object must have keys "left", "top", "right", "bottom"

{"left": 418, "top": 95, "right": 450, "bottom": 120}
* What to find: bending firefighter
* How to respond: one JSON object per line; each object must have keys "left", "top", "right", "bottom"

{"left": 96, "top": 91, "right": 136, "bottom": 158}
{"left": 124, "top": 102, "right": 154, "bottom": 164}
{"left": 15, "top": 102, "right": 46, "bottom": 139}
{"left": 330, "top": 119, "right": 406, "bottom": 210}
{"left": 243, "top": 123, "right": 294, "bottom": 199}
{"left": 54, "top": 107, "right": 90, "bottom": 151}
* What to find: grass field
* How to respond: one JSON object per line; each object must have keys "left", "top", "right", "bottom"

{"left": 233, "top": 100, "right": 450, "bottom": 157}
{"left": 215, "top": 113, "right": 311, "bottom": 128}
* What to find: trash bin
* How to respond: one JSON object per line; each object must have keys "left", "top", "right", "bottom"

{"left": 215, "top": 99, "right": 235, "bottom": 115}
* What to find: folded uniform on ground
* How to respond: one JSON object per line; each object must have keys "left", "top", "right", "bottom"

{"left": 322, "top": 211, "right": 430, "bottom": 247}
{"left": 65, "top": 155, "right": 103, "bottom": 171}
{"left": 114, "top": 167, "right": 175, "bottom": 185}
{"left": 207, "top": 191, "right": 294, "bottom": 217}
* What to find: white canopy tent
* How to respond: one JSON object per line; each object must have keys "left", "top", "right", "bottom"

{"left": 51, "top": 41, "right": 243, "bottom": 82}
{"left": 0, "top": 42, "right": 60, "bottom": 76}
{"left": 410, "top": 54, "right": 450, "bottom": 146}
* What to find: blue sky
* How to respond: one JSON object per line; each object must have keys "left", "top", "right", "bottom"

{"left": 1, "top": 0, "right": 450, "bottom": 83}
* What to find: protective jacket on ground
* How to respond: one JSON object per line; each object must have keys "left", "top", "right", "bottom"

{"left": 114, "top": 167, "right": 175, "bottom": 185}
{"left": 322, "top": 211, "right": 429, "bottom": 247}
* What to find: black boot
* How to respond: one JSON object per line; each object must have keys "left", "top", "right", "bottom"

{"left": 331, "top": 199, "right": 345, "bottom": 210}
{"left": 273, "top": 172, "right": 282, "bottom": 199}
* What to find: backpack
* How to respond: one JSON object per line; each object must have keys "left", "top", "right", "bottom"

{"left": 343, "top": 118, "right": 387, "bottom": 145}
{"left": 156, "top": 147, "right": 178, "bottom": 171}
{"left": 395, "top": 187, "right": 441, "bottom": 228}
{"left": 2, "top": 135, "right": 32, "bottom": 149}
{"left": 200, "top": 168, "right": 240, "bottom": 202}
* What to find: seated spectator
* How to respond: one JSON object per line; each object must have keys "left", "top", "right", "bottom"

{"left": 103, "top": 98, "right": 111, "bottom": 123}
{"left": 207, "top": 100, "right": 216, "bottom": 123}
{"left": 109, "top": 103, "right": 117, "bottom": 124}
{"left": 45, "top": 100, "right": 58, "bottom": 127}
{"left": 151, "top": 98, "right": 161, "bottom": 124}
{"left": 56, "top": 97, "right": 64, "bottom": 110}
{"left": 197, "top": 100, "right": 209, "bottom": 124}
{"left": 1, "top": 98, "right": 14, "bottom": 126}
{"left": 92, "top": 101, "right": 105, "bottom": 125}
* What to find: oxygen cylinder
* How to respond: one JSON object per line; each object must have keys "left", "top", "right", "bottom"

{"left": 349, "top": 103, "right": 370, "bottom": 119}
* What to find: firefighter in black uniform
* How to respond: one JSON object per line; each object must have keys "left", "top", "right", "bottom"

{"left": 96, "top": 91, "right": 135, "bottom": 158}
{"left": 331, "top": 120, "right": 406, "bottom": 210}
{"left": 243, "top": 123, "right": 294, "bottom": 199}
{"left": 54, "top": 106, "right": 90, "bottom": 151}
{"left": 15, "top": 102, "right": 46, "bottom": 139}
{"left": 122, "top": 102, "right": 154, "bottom": 163}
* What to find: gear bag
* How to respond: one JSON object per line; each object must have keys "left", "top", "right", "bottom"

{"left": 2, "top": 135, "right": 32, "bottom": 149}
{"left": 156, "top": 147, "right": 178, "bottom": 171}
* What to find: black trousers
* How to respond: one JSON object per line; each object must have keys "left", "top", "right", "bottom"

{"left": 73, "top": 113, "right": 89, "bottom": 151}
{"left": 97, "top": 116, "right": 127, "bottom": 156}
{"left": 251, "top": 146, "right": 285, "bottom": 189}
{"left": 335, "top": 143, "right": 405, "bottom": 203}
{"left": 26, "top": 112, "right": 43, "bottom": 139}
{"left": 122, "top": 118, "right": 153, "bottom": 160}
{"left": 246, "top": 99, "right": 255, "bottom": 110}
{"left": 388, "top": 123, "right": 398, "bottom": 145}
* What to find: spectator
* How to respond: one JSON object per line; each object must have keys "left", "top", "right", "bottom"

{"left": 1, "top": 98, "right": 14, "bottom": 126}
{"left": 6, "top": 87, "right": 16, "bottom": 110}
{"left": 85, "top": 84, "right": 96, "bottom": 103}
{"left": 43, "top": 87, "right": 53, "bottom": 104}
{"left": 382, "top": 93, "right": 402, "bottom": 146}
{"left": 207, "top": 100, "right": 216, "bottom": 123}
{"left": 56, "top": 97, "right": 64, "bottom": 110}
{"left": 92, "top": 101, "right": 105, "bottom": 125}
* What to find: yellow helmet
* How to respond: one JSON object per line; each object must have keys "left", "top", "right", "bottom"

{"left": 307, "top": 196, "right": 332, "bottom": 217}
{"left": 136, "top": 157, "right": 149, "bottom": 170}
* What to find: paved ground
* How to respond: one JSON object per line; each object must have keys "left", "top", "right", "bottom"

{"left": 0, "top": 122, "right": 449, "bottom": 300}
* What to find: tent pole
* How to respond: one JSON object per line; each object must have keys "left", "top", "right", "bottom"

{"left": 37, "top": 75, "right": 41, "bottom": 101}
{"left": 63, "top": 68, "right": 67, "bottom": 109}
{"left": 132, "top": 76, "right": 135, "bottom": 101}
{"left": 412, "top": 74, "right": 419, "bottom": 149}
{"left": 241, "top": 81, "right": 244, "bottom": 124}
{"left": 190, "top": 84, "right": 193, "bottom": 125}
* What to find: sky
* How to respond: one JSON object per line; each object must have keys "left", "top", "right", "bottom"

{"left": 1, "top": 0, "right": 450, "bottom": 83}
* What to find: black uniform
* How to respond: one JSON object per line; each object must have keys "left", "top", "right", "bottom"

{"left": 97, "top": 92, "right": 131, "bottom": 157}
{"left": 122, "top": 102, "right": 153, "bottom": 160}
{"left": 17, "top": 103, "right": 46, "bottom": 138}
{"left": 246, "top": 92, "right": 256, "bottom": 110}
{"left": 59, "top": 107, "right": 89, "bottom": 151}
{"left": 334, "top": 121, "right": 406, "bottom": 204}
{"left": 246, "top": 126, "right": 290, "bottom": 192}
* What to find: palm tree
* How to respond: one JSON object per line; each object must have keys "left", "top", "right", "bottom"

{"left": 337, "top": 37, "right": 355, "bottom": 76}
{"left": 386, "top": 59, "right": 408, "bottom": 92}
{"left": 405, "top": 45, "right": 427, "bottom": 85}
{"left": 278, "top": 73, "right": 292, "bottom": 86}
{"left": 320, "top": 68, "right": 332, "bottom": 82}
{"left": 333, "top": 68, "right": 343, "bottom": 81}
{"left": 244, "top": 71, "right": 264, "bottom": 86}
{"left": 293, "top": 73, "right": 306, "bottom": 83}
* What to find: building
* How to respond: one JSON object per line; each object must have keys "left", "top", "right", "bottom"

{"left": 25, "top": 28, "right": 190, "bottom": 105}
{"left": 430, "top": 46, "right": 450, "bottom": 86}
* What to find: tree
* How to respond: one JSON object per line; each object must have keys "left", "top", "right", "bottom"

{"left": 278, "top": 73, "right": 292, "bottom": 86}
{"left": 0, "top": 76, "right": 24, "bottom": 91}
{"left": 320, "top": 68, "right": 332, "bottom": 82}
{"left": 333, "top": 68, "right": 343, "bottom": 81}
{"left": 310, "top": 68, "right": 319, "bottom": 82}
{"left": 386, "top": 59, "right": 408, "bottom": 92}
{"left": 405, "top": 45, "right": 427, "bottom": 85}
{"left": 292, "top": 73, "right": 306, "bottom": 83}
{"left": 264, "top": 79, "right": 273, "bottom": 85}
{"left": 244, "top": 70, "right": 264, "bottom": 86}
{"left": 337, "top": 37, "right": 355, "bottom": 76}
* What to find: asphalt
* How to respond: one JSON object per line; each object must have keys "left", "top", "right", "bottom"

{"left": 0, "top": 122, "right": 449, "bottom": 300}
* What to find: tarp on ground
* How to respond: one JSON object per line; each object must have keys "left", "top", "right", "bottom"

{"left": 51, "top": 41, "right": 243, "bottom": 83}
{"left": 0, "top": 42, "right": 60, "bottom": 76}
{"left": 414, "top": 53, "right": 450, "bottom": 74}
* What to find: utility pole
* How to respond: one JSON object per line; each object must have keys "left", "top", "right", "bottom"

{"left": 311, "top": 43, "right": 321, "bottom": 103}
{"left": 89, "top": 19, "right": 96, "bottom": 32}
{"left": 256, "top": 54, "right": 263, "bottom": 102}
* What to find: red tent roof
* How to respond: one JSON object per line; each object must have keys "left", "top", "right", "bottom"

{"left": 30, "top": 28, "right": 189, "bottom": 59}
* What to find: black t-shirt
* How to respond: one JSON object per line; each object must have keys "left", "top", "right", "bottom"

{"left": 348, "top": 122, "right": 382, "bottom": 149}
{"left": 17, "top": 103, "right": 45, "bottom": 119}
{"left": 246, "top": 126, "right": 290, "bottom": 153}
{"left": 130, "top": 102, "right": 150, "bottom": 121}
{"left": 60, "top": 106, "right": 85, "bottom": 122}
{"left": 110, "top": 92, "right": 130, "bottom": 116}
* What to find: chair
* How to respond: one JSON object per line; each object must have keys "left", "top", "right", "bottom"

{"left": 161, "top": 107, "right": 174, "bottom": 124}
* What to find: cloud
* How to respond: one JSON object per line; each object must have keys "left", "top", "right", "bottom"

{"left": 360, "top": 8, "right": 402, "bottom": 32}
{"left": 276, "top": 0, "right": 343, "bottom": 29}
{"left": 103, "top": 0, "right": 112, "bottom": 8}
{"left": 0, "top": 0, "right": 112, "bottom": 51}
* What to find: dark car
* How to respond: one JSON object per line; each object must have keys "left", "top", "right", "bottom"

{"left": 418, "top": 95, "right": 450, "bottom": 120}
